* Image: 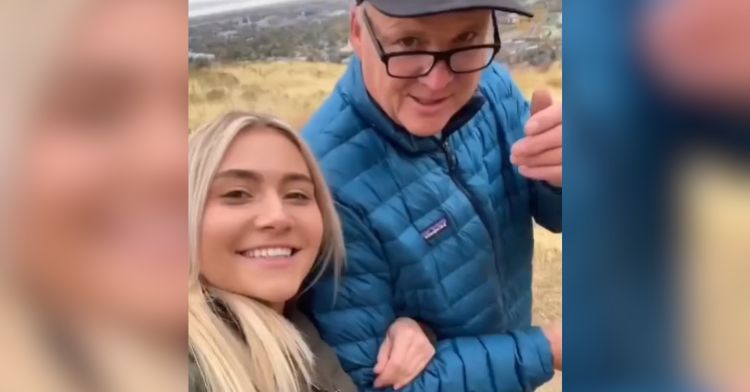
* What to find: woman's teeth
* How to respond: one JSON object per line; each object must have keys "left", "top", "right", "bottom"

{"left": 242, "top": 247, "right": 293, "bottom": 258}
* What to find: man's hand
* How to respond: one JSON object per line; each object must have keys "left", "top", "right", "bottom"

{"left": 543, "top": 321, "right": 563, "bottom": 371}
{"left": 373, "top": 318, "right": 436, "bottom": 390}
{"left": 511, "top": 90, "right": 562, "bottom": 188}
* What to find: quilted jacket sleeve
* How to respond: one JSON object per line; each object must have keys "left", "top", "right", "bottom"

{"left": 531, "top": 181, "right": 562, "bottom": 233}
{"left": 486, "top": 64, "right": 562, "bottom": 233}
{"left": 305, "top": 203, "right": 555, "bottom": 391}
{"left": 304, "top": 202, "right": 397, "bottom": 387}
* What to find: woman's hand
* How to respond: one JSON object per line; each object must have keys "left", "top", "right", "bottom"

{"left": 373, "top": 317, "right": 436, "bottom": 390}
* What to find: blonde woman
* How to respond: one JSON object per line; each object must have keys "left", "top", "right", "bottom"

{"left": 188, "top": 112, "right": 436, "bottom": 392}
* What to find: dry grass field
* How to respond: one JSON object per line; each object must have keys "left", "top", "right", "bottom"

{"left": 190, "top": 61, "right": 563, "bottom": 390}
{"left": 189, "top": 61, "right": 563, "bottom": 130}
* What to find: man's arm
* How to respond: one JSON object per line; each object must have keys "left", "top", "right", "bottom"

{"left": 521, "top": 91, "right": 562, "bottom": 233}
{"left": 483, "top": 65, "right": 562, "bottom": 233}
{"left": 531, "top": 180, "right": 562, "bottom": 233}
{"left": 403, "top": 329, "right": 554, "bottom": 392}
{"left": 303, "top": 202, "right": 396, "bottom": 387}
{"left": 305, "top": 203, "right": 555, "bottom": 391}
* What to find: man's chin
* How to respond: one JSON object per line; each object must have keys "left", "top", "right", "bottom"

{"left": 401, "top": 117, "right": 450, "bottom": 138}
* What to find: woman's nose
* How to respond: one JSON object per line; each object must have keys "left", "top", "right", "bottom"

{"left": 253, "top": 194, "right": 292, "bottom": 232}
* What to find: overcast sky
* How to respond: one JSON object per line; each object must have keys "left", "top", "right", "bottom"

{"left": 189, "top": 0, "right": 307, "bottom": 18}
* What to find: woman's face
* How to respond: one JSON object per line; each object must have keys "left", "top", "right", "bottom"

{"left": 200, "top": 127, "right": 324, "bottom": 311}
{"left": 13, "top": 0, "right": 188, "bottom": 331}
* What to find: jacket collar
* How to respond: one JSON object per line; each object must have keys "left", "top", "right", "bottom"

{"left": 340, "top": 56, "right": 486, "bottom": 154}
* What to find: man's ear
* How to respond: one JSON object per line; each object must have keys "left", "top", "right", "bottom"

{"left": 349, "top": 6, "right": 363, "bottom": 57}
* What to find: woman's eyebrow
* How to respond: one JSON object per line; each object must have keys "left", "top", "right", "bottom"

{"left": 281, "top": 173, "right": 313, "bottom": 185}
{"left": 213, "top": 169, "right": 261, "bottom": 181}
{"left": 213, "top": 170, "right": 311, "bottom": 184}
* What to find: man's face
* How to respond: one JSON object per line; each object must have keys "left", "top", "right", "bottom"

{"left": 351, "top": 6, "right": 493, "bottom": 137}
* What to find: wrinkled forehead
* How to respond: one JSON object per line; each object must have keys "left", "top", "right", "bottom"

{"left": 365, "top": 4, "right": 494, "bottom": 36}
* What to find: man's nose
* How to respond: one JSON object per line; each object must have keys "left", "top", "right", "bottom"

{"left": 253, "top": 194, "right": 292, "bottom": 232}
{"left": 418, "top": 60, "right": 454, "bottom": 91}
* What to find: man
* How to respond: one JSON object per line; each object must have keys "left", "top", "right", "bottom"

{"left": 301, "top": 1, "right": 563, "bottom": 390}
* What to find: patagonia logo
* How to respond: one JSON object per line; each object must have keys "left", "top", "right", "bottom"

{"left": 422, "top": 217, "right": 448, "bottom": 241}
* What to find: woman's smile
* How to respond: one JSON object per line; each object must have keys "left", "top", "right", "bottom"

{"left": 236, "top": 246, "right": 302, "bottom": 269}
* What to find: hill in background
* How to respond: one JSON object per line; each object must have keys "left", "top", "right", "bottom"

{"left": 189, "top": 0, "right": 561, "bottom": 67}
{"left": 189, "top": 61, "right": 562, "bottom": 130}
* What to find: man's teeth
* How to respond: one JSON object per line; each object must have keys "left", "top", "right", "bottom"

{"left": 243, "top": 248, "right": 293, "bottom": 258}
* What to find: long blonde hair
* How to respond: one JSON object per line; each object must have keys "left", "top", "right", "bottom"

{"left": 188, "top": 112, "right": 345, "bottom": 392}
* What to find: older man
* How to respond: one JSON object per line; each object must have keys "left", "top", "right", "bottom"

{"left": 301, "top": 1, "right": 562, "bottom": 391}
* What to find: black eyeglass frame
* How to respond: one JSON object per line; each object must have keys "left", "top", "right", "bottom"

{"left": 360, "top": 9, "right": 503, "bottom": 79}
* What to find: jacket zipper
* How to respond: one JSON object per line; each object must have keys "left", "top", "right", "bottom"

{"left": 439, "top": 139, "right": 505, "bottom": 283}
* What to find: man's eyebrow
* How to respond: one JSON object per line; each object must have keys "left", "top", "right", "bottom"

{"left": 375, "top": 15, "right": 428, "bottom": 38}
{"left": 378, "top": 18, "right": 487, "bottom": 42}
{"left": 451, "top": 26, "right": 484, "bottom": 41}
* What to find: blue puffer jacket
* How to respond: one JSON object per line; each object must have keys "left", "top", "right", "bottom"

{"left": 301, "top": 56, "right": 562, "bottom": 392}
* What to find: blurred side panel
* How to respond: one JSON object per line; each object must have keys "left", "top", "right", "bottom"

{"left": 0, "top": 3, "right": 90, "bottom": 391}
{"left": 565, "top": 0, "right": 749, "bottom": 391}
{"left": 679, "top": 154, "right": 750, "bottom": 392}
{"left": 0, "top": 1, "right": 188, "bottom": 391}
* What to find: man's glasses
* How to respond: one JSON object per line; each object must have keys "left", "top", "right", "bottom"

{"left": 361, "top": 10, "right": 502, "bottom": 79}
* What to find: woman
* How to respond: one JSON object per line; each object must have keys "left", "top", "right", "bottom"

{"left": 2, "top": 1, "right": 187, "bottom": 391}
{"left": 188, "top": 112, "right": 435, "bottom": 392}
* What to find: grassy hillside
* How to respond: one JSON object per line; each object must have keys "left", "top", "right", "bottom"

{"left": 189, "top": 61, "right": 562, "bottom": 130}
